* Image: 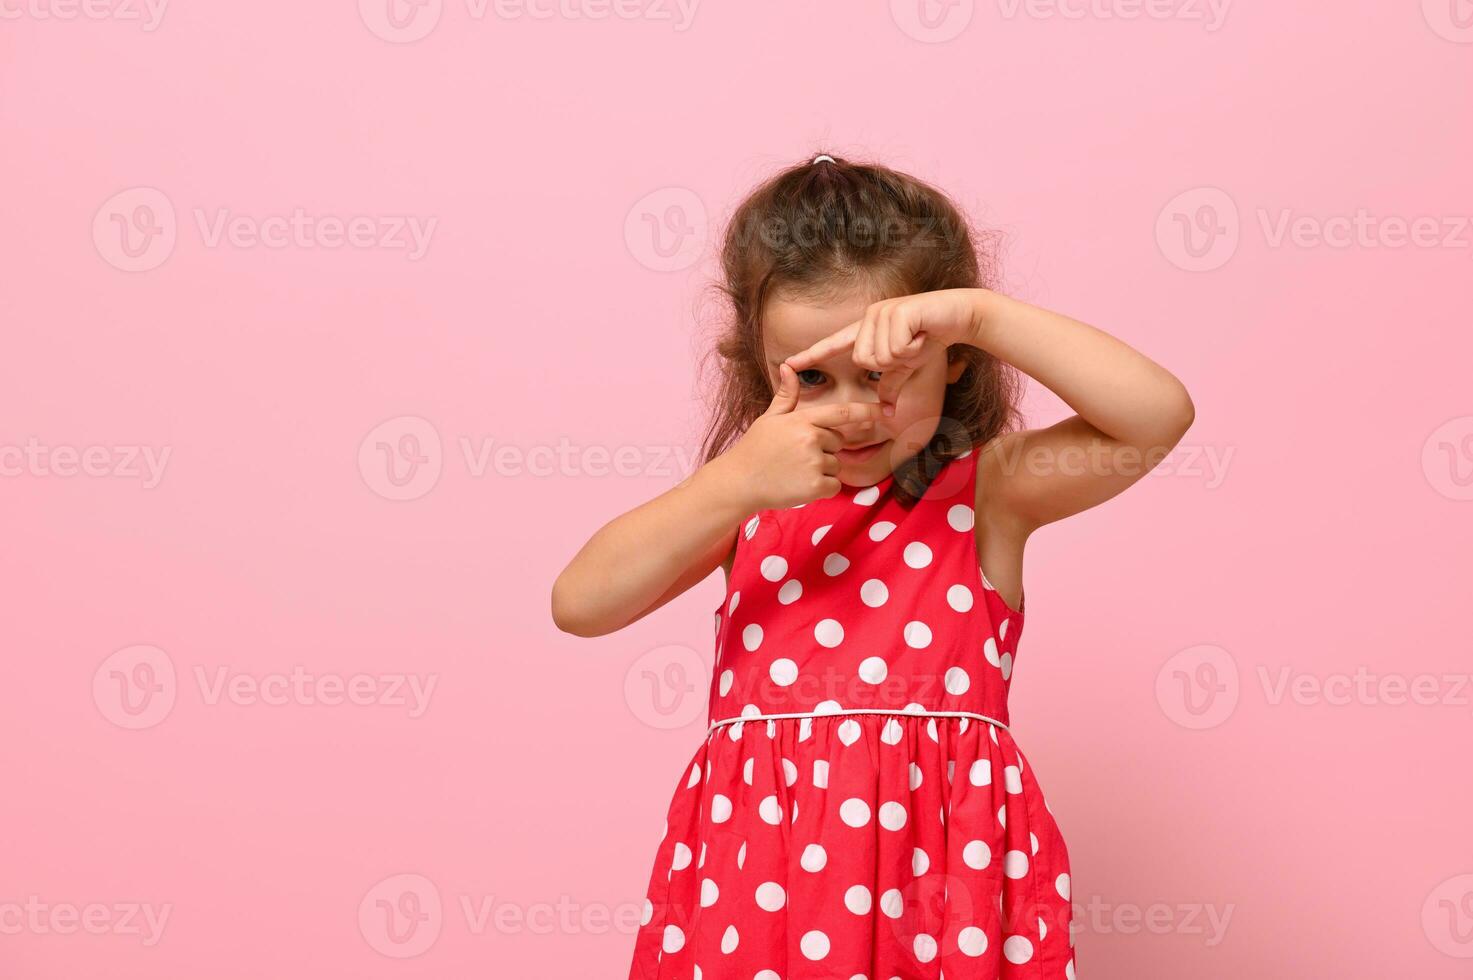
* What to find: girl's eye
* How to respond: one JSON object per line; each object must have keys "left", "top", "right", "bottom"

{"left": 866, "top": 370, "right": 883, "bottom": 382}
{"left": 796, "top": 369, "right": 825, "bottom": 388}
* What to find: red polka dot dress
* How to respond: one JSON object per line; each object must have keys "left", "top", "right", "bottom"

{"left": 627, "top": 447, "right": 1075, "bottom": 980}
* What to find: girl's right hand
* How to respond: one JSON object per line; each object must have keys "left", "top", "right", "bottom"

{"left": 714, "top": 363, "right": 890, "bottom": 511}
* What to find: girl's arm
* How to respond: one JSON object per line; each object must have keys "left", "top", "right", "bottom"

{"left": 966, "top": 290, "right": 1196, "bottom": 532}
{"left": 550, "top": 459, "right": 749, "bottom": 637}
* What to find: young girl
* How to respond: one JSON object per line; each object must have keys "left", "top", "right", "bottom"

{"left": 552, "top": 153, "right": 1194, "bottom": 979}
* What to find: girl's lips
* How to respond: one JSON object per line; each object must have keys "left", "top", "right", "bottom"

{"left": 836, "top": 440, "right": 887, "bottom": 464}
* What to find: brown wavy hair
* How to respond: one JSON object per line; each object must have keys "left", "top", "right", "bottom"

{"left": 696, "top": 152, "right": 1023, "bottom": 506}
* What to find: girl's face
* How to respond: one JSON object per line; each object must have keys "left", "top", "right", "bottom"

{"left": 761, "top": 287, "right": 967, "bottom": 486}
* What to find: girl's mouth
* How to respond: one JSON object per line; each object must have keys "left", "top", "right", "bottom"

{"left": 836, "top": 440, "right": 887, "bottom": 465}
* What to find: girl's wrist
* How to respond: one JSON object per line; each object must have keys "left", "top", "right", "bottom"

{"left": 964, "top": 288, "right": 1006, "bottom": 350}
{"left": 690, "top": 454, "right": 765, "bottom": 521}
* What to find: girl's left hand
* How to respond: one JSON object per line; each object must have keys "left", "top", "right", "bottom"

{"left": 782, "top": 288, "right": 986, "bottom": 406}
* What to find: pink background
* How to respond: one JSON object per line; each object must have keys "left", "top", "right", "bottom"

{"left": 2, "top": 1, "right": 1471, "bottom": 977}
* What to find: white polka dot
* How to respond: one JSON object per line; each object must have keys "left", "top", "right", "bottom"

{"left": 958, "top": 925, "right": 988, "bottom": 956}
{"left": 984, "top": 636, "right": 1001, "bottom": 666}
{"left": 823, "top": 553, "right": 850, "bottom": 575}
{"left": 840, "top": 798, "right": 871, "bottom": 827}
{"left": 742, "top": 624, "right": 763, "bottom": 651}
{"left": 737, "top": 841, "right": 746, "bottom": 868}
{"left": 815, "top": 618, "right": 844, "bottom": 647}
{"left": 1067, "top": 956, "right": 1076, "bottom": 978}
{"left": 969, "top": 759, "right": 991, "bottom": 786}
{"left": 758, "top": 795, "right": 783, "bottom": 825}
{"left": 903, "top": 541, "right": 933, "bottom": 568}
{"left": 672, "top": 842, "right": 692, "bottom": 870}
{"left": 755, "top": 970, "right": 777, "bottom": 980}
{"left": 947, "top": 503, "right": 975, "bottom": 531}
{"left": 1031, "top": 832, "right": 1040, "bottom": 855}
{"left": 963, "top": 839, "right": 991, "bottom": 869}
{"left": 800, "top": 843, "right": 827, "bottom": 871}
{"left": 1056, "top": 872, "right": 1071, "bottom": 900}
{"left": 721, "top": 924, "right": 739, "bottom": 953}
{"left": 881, "top": 718, "right": 904, "bottom": 744}
{"left": 769, "top": 658, "right": 798, "bottom": 686}
{"left": 662, "top": 924, "right": 685, "bottom": 953}
{"left": 1004, "top": 850, "right": 1029, "bottom": 879}
{"left": 903, "top": 621, "right": 932, "bottom": 648}
{"left": 879, "top": 801, "right": 908, "bottom": 830}
{"left": 711, "top": 794, "right": 732, "bottom": 822}
{"left": 782, "top": 758, "right": 798, "bottom": 786}
{"left": 869, "top": 520, "right": 896, "bottom": 541}
{"left": 800, "top": 930, "right": 831, "bottom": 960}
{"left": 700, "top": 878, "right": 719, "bottom": 907}
{"left": 1004, "top": 934, "right": 1034, "bottom": 964}
{"left": 640, "top": 898, "right": 652, "bottom": 925}
{"left": 945, "top": 666, "right": 970, "bottom": 694}
{"left": 811, "top": 524, "right": 832, "bottom": 545}
{"left": 914, "top": 933, "right": 938, "bottom": 962}
{"left": 860, "top": 578, "right": 889, "bottom": 607}
{"left": 912, "top": 848, "right": 930, "bottom": 875}
{"left": 778, "top": 579, "right": 802, "bottom": 604}
{"left": 1000, "top": 651, "right": 1013, "bottom": 680}
{"left": 760, "top": 555, "right": 787, "bottom": 581}
{"left": 838, "top": 719, "right": 862, "bottom": 745}
{"left": 718, "top": 669, "right": 733, "bottom": 696}
{"left": 755, "top": 881, "right": 786, "bottom": 911}
{"left": 909, "top": 762, "right": 923, "bottom": 790}
{"left": 854, "top": 485, "right": 879, "bottom": 505}
{"left": 844, "top": 884, "right": 872, "bottom": 915}
{"left": 879, "top": 888, "right": 904, "bottom": 918}
{"left": 744, "top": 516, "right": 760, "bottom": 539}
{"left": 814, "top": 699, "right": 842, "bottom": 714}
{"left": 858, "top": 656, "right": 888, "bottom": 684}
{"left": 1004, "top": 765, "right": 1023, "bottom": 793}
{"left": 946, "top": 584, "right": 974, "bottom": 611}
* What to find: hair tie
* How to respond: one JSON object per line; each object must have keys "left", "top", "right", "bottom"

{"left": 812, "top": 154, "right": 836, "bottom": 164}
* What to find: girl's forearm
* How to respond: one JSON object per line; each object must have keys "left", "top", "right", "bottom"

{"left": 551, "top": 456, "right": 753, "bottom": 637}
{"left": 966, "top": 290, "right": 1194, "bottom": 445}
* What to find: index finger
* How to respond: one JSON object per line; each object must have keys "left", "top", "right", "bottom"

{"left": 796, "top": 400, "right": 891, "bottom": 429}
{"left": 783, "top": 321, "right": 860, "bottom": 372}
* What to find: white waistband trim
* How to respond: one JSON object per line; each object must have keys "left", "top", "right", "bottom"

{"left": 707, "top": 708, "right": 1009, "bottom": 733}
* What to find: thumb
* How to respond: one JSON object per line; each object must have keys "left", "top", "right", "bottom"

{"left": 764, "top": 361, "right": 800, "bottom": 415}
